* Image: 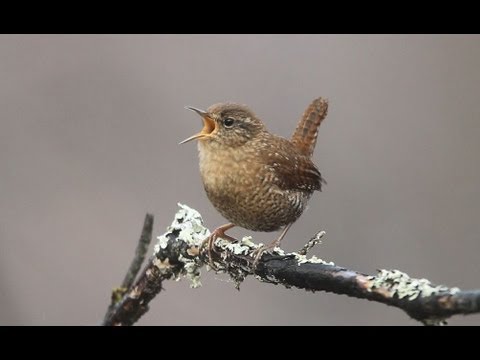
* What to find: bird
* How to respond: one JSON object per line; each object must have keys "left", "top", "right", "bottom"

{"left": 180, "top": 97, "right": 328, "bottom": 267}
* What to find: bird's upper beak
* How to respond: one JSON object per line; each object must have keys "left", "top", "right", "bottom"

{"left": 179, "top": 106, "right": 217, "bottom": 144}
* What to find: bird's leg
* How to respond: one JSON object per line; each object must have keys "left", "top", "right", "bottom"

{"left": 201, "top": 223, "right": 236, "bottom": 269}
{"left": 252, "top": 223, "right": 293, "bottom": 268}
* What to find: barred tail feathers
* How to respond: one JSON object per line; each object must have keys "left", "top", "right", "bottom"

{"left": 290, "top": 97, "right": 328, "bottom": 157}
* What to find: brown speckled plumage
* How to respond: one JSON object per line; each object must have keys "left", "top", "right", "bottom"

{"left": 181, "top": 97, "right": 328, "bottom": 263}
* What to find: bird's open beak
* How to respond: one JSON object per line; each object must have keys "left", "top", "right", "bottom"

{"left": 179, "top": 106, "right": 217, "bottom": 144}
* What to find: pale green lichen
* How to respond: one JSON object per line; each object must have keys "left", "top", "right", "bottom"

{"left": 154, "top": 203, "right": 210, "bottom": 254}
{"left": 367, "top": 269, "right": 460, "bottom": 301}
{"left": 154, "top": 203, "right": 334, "bottom": 288}
{"left": 179, "top": 255, "right": 202, "bottom": 288}
{"left": 216, "top": 233, "right": 334, "bottom": 268}
{"left": 217, "top": 236, "right": 258, "bottom": 255}
{"left": 293, "top": 231, "right": 332, "bottom": 266}
{"left": 293, "top": 253, "right": 335, "bottom": 266}
{"left": 298, "top": 230, "right": 326, "bottom": 255}
{"left": 153, "top": 203, "right": 210, "bottom": 288}
{"left": 216, "top": 237, "right": 334, "bottom": 267}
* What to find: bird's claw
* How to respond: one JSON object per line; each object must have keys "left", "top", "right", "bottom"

{"left": 200, "top": 234, "right": 220, "bottom": 271}
{"left": 201, "top": 225, "right": 237, "bottom": 271}
{"left": 251, "top": 244, "right": 276, "bottom": 269}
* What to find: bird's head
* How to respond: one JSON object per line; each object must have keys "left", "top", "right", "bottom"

{"left": 180, "top": 103, "right": 266, "bottom": 148}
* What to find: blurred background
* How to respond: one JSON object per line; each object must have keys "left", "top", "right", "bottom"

{"left": 1, "top": 34, "right": 479, "bottom": 325}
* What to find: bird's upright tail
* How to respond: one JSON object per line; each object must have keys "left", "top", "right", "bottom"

{"left": 290, "top": 97, "right": 328, "bottom": 157}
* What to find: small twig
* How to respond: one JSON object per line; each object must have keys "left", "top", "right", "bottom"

{"left": 102, "top": 213, "right": 154, "bottom": 325}
{"left": 297, "top": 230, "right": 325, "bottom": 255}
{"left": 121, "top": 214, "right": 154, "bottom": 289}
{"left": 103, "top": 204, "right": 480, "bottom": 326}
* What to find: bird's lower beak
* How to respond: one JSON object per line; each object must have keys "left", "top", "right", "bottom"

{"left": 179, "top": 106, "right": 217, "bottom": 144}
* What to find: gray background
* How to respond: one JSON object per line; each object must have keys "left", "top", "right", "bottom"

{"left": 1, "top": 34, "right": 479, "bottom": 325}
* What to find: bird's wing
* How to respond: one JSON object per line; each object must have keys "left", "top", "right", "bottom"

{"left": 258, "top": 137, "right": 325, "bottom": 192}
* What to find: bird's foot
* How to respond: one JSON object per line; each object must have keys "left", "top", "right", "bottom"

{"left": 200, "top": 223, "right": 236, "bottom": 270}
{"left": 251, "top": 242, "right": 279, "bottom": 269}
{"left": 251, "top": 223, "right": 293, "bottom": 269}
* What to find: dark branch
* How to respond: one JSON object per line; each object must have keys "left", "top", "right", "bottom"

{"left": 121, "top": 213, "right": 154, "bottom": 290}
{"left": 102, "top": 213, "right": 154, "bottom": 325}
{"left": 103, "top": 204, "right": 480, "bottom": 326}
{"left": 214, "top": 251, "right": 480, "bottom": 325}
{"left": 101, "top": 205, "right": 206, "bottom": 326}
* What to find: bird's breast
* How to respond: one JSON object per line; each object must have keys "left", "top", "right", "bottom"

{"left": 197, "top": 141, "right": 256, "bottom": 191}
{"left": 196, "top": 141, "right": 311, "bottom": 232}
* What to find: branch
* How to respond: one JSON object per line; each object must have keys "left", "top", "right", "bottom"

{"left": 103, "top": 204, "right": 480, "bottom": 326}
{"left": 102, "top": 213, "right": 154, "bottom": 325}
{"left": 101, "top": 206, "right": 207, "bottom": 326}
{"left": 120, "top": 214, "right": 154, "bottom": 290}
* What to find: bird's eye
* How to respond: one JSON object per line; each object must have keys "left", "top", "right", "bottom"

{"left": 223, "top": 117, "right": 235, "bottom": 128}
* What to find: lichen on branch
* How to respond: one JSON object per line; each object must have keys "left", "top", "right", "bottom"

{"left": 103, "top": 204, "right": 480, "bottom": 326}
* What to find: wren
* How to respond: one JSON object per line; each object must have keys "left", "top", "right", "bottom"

{"left": 180, "top": 97, "right": 328, "bottom": 266}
